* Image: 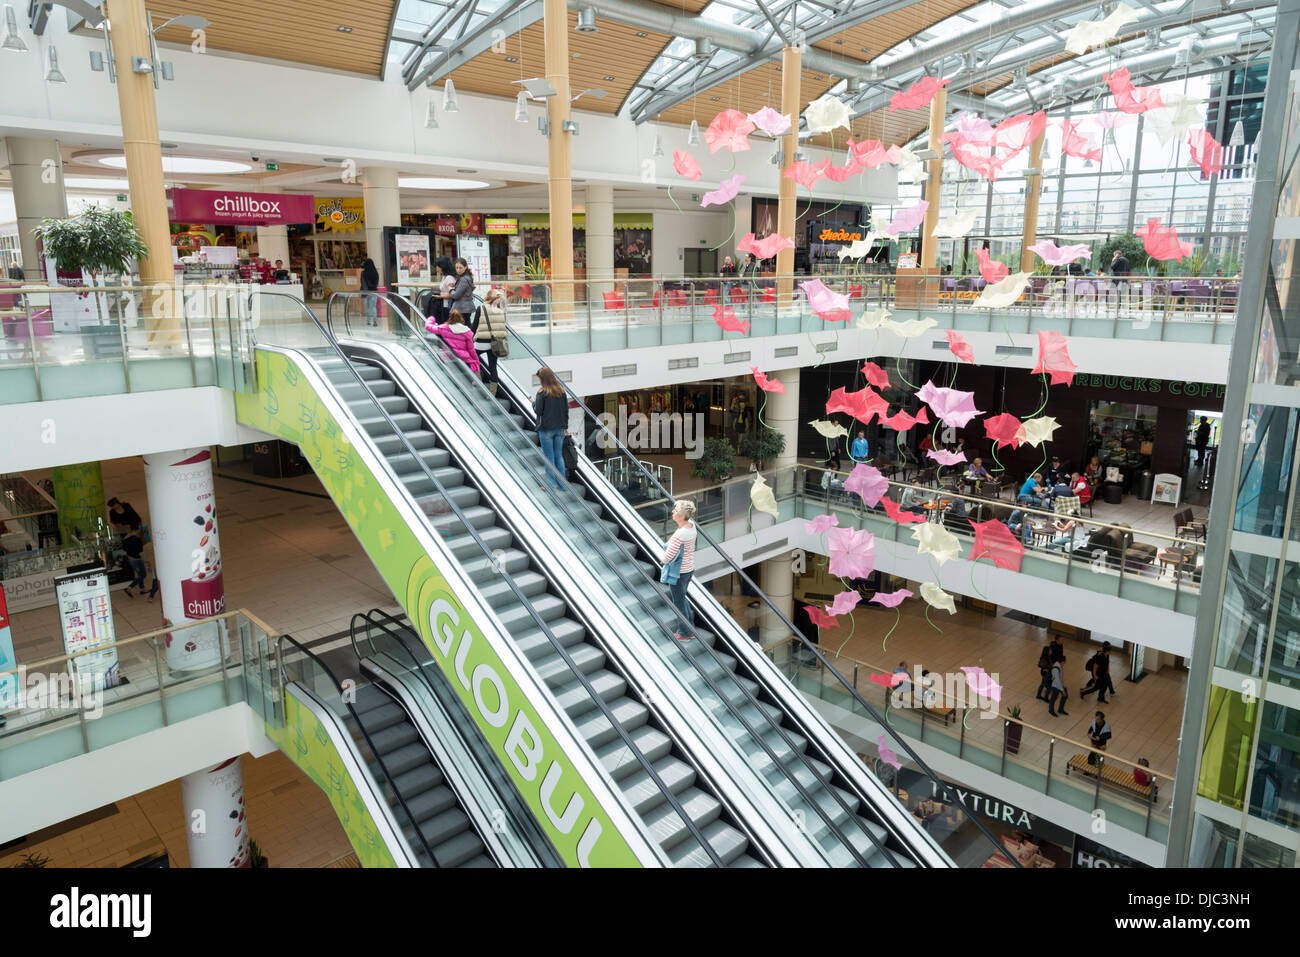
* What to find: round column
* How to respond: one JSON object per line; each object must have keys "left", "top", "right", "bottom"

{"left": 763, "top": 367, "right": 800, "bottom": 471}
{"left": 586, "top": 184, "right": 614, "bottom": 300}
{"left": 759, "top": 555, "right": 795, "bottom": 647}
{"left": 4, "top": 136, "right": 67, "bottom": 280}
{"left": 142, "top": 448, "right": 226, "bottom": 671}
{"left": 362, "top": 167, "right": 401, "bottom": 274}
{"left": 50, "top": 461, "right": 105, "bottom": 545}
{"left": 182, "top": 757, "right": 250, "bottom": 867}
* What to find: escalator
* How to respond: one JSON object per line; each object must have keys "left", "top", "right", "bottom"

{"left": 271, "top": 632, "right": 531, "bottom": 867}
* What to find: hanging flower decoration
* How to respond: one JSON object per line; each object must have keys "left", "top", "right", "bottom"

{"left": 704, "top": 108, "right": 755, "bottom": 152}
{"left": 672, "top": 149, "right": 702, "bottom": 181}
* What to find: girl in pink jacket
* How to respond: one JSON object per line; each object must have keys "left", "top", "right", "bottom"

{"left": 425, "top": 309, "right": 480, "bottom": 373}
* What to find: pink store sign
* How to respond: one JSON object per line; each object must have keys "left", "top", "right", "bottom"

{"left": 169, "top": 188, "right": 316, "bottom": 226}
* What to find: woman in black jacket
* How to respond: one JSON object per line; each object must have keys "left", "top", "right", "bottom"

{"left": 360, "top": 258, "right": 380, "bottom": 326}
{"left": 534, "top": 367, "right": 569, "bottom": 492}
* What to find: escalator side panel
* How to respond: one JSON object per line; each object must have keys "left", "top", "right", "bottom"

{"left": 267, "top": 687, "right": 408, "bottom": 868}
{"left": 236, "top": 347, "right": 652, "bottom": 867}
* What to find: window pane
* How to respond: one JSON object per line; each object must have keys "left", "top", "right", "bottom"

{"left": 1233, "top": 404, "right": 1298, "bottom": 536}
{"left": 1249, "top": 701, "right": 1300, "bottom": 830}
{"left": 1270, "top": 562, "right": 1300, "bottom": 689}
{"left": 1215, "top": 551, "right": 1278, "bottom": 675}
{"left": 1197, "top": 685, "right": 1260, "bottom": 810}
{"left": 1241, "top": 831, "right": 1297, "bottom": 867}
{"left": 1188, "top": 814, "right": 1240, "bottom": 867}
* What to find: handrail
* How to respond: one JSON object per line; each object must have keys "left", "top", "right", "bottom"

{"left": 273, "top": 632, "right": 440, "bottom": 867}
{"left": 266, "top": 288, "right": 721, "bottom": 866}
{"left": 501, "top": 321, "right": 1015, "bottom": 866}
{"left": 366, "top": 302, "right": 901, "bottom": 867}
{"left": 369, "top": 273, "right": 1245, "bottom": 290}
{"left": 0, "top": 608, "right": 273, "bottom": 680}
{"left": 770, "top": 636, "right": 1173, "bottom": 783}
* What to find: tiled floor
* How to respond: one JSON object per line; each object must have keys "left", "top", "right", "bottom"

{"left": 0, "top": 748, "right": 352, "bottom": 868}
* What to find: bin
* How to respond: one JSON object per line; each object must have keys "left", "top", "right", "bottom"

{"left": 1137, "top": 469, "right": 1154, "bottom": 500}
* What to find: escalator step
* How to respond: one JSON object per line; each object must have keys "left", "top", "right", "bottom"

{"left": 429, "top": 504, "right": 496, "bottom": 533}
{"left": 410, "top": 807, "right": 471, "bottom": 849}
{"left": 445, "top": 525, "right": 512, "bottom": 560}
{"left": 459, "top": 854, "right": 497, "bottom": 868}
{"left": 346, "top": 394, "right": 408, "bottom": 417}
{"left": 368, "top": 722, "right": 419, "bottom": 755}
{"left": 640, "top": 787, "right": 721, "bottom": 853}
{"left": 553, "top": 669, "right": 627, "bottom": 718}
{"left": 571, "top": 696, "right": 651, "bottom": 748}
{"left": 462, "top": 548, "right": 531, "bottom": 581}
{"left": 531, "top": 642, "right": 606, "bottom": 687}
{"left": 372, "top": 430, "right": 439, "bottom": 455}
{"left": 358, "top": 412, "right": 423, "bottom": 435}
{"left": 620, "top": 757, "right": 698, "bottom": 815}
{"left": 494, "top": 594, "right": 567, "bottom": 631}
{"left": 414, "top": 486, "right": 481, "bottom": 516}
{"left": 433, "top": 829, "right": 490, "bottom": 868}
{"left": 381, "top": 742, "right": 432, "bottom": 778}
{"left": 514, "top": 618, "right": 587, "bottom": 660}
{"left": 401, "top": 784, "right": 458, "bottom": 823}
{"left": 479, "top": 570, "right": 548, "bottom": 604}
{"left": 356, "top": 702, "right": 406, "bottom": 734}
{"left": 391, "top": 763, "right": 444, "bottom": 798}
{"left": 352, "top": 684, "right": 392, "bottom": 714}
{"left": 593, "top": 724, "right": 672, "bottom": 782}
{"left": 385, "top": 446, "right": 452, "bottom": 473}
{"left": 336, "top": 378, "right": 397, "bottom": 401}
{"left": 668, "top": 818, "right": 752, "bottom": 868}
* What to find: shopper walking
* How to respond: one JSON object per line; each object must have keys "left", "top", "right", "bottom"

{"left": 449, "top": 258, "right": 476, "bottom": 320}
{"left": 1194, "top": 415, "right": 1213, "bottom": 467}
{"left": 475, "top": 286, "right": 508, "bottom": 391}
{"left": 850, "top": 430, "right": 870, "bottom": 462}
{"left": 425, "top": 309, "right": 480, "bottom": 374}
{"left": 436, "top": 256, "right": 455, "bottom": 324}
{"left": 1080, "top": 641, "right": 1117, "bottom": 703}
{"left": 660, "top": 500, "right": 698, "bottom": 642}
{"left": 122, "top": 530, "right": 147, "bottom": 597}
{"left": 533, "top": 367, "right": 569, "bottom": 492}
{"left": 107, "top": 497, "right": 143, "bottom": 532}
{"left": 1047, "top": 659, "right": 1069, "bottom": 716}
{"left": 1035, "top": 645, "right": 1054, "bottom": 701}
{"left": 360, "top": 257, "right": 380, "bottom": 326}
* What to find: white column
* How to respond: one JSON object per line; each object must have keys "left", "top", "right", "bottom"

{"left": 142, "top": 447, "right": 226, "bottom": 671}
{"left": 4, "top": 137, "right": 67, "bottom": 280}
{"left": 759, "top": 556, "right": 795, "bottom": 646}
{"left": 764, "top": 367, "right": 800, "bottom": 471}
{"left": 254, "top": 186, "right": 290, "bottom": 270}
{"left": 362, "top": 167, "right": 401, "bottom": 276}
{"left": 586, "top": 184, "right": 614, "bottom": 299}
{"left": 182, "top": 757, "right": 251, "bottom": 867}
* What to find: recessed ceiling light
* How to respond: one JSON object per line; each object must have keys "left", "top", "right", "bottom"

{"left": 456, "top": 168, "right": 477, "bottom": 173}
{"left": 337, "top": 25, "right": 352, "bottom": 32}
{"left": 322, "top": 156, "right": 344, "bottom": 163}
{"left": 834, "top": 39, "right": 843, "bottom": 44}
{"left": 505, "top": 56, "right": 517, "bottom": 62}
{"left": 160, "top": 141, "right": 179, "bottom": 150}
{"left": 64, "top": 177, "right": 132, "bottom": 191}
{"left": 710, "top": 96, "right": 720, "bottom": 101}
{"left": 399, "top": 176, "right": 491, "bottom": 190}
{"left": 635, "top": 31, "right": 647, "bottom": 37}
{"left": 99, "top": 154, "right": 252, "bottom": 174}
{"left": 603, "top": 75, "right": 615, "bottom": 81}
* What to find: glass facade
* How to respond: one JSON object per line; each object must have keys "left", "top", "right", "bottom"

{"left": 1176, "top": 0, "right": 1300, "bottom": 867}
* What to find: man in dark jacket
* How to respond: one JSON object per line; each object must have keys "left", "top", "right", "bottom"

{"left": 122, "top": 531, "right": 147, "bottom": 596}
{"left": 107, "top": 497, "right": 142, "bottom": 531}
{"left": 1109, "top": 248, "right": 1131, "bottom": 315}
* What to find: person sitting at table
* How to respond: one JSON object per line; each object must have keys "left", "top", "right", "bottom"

{"left": 1045, "top": 456, "right": 1066, "bottom": 487}
{"left": 964, "top": 457, "right": 991, "bottom": 482}
{"left": 1084, "top": 455, "right": 1103, "bottom": 488}
{"left": 1070, "top": 472, "right": 1092, "bottom": 505}
{"left": 821, "top": 469, "right": 846, "bottom": 495}
{"left": 898, "top": 484, "right": 926, "bottom": 519}
{"left": 1045, "top": 517, "right": 1080, "bottom": 551}
{"left": 1019, "top": 473, "right": 1046, "bottom": 507}
{"left": 1006, "top": 508, "right": 1033, "bottom": 545}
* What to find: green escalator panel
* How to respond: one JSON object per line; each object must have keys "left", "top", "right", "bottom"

{"left": 267, "top": 691, "right": 398, "bottom": 869}
{"left": 236, "top": 348, "right": 640, "bottom": 867}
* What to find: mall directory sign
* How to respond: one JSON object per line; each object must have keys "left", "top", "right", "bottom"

{"left": 53, "top": 567, "right": 120, "bottom": 693}
{"left": 235, "top": 349, "right": 644, "bottom": 868}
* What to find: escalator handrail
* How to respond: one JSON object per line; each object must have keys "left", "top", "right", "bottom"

{"left": 274, "top": 631, "right": 439, "bottom": 866}
{"left": 349, "top": 611, "right": 554, "bottom": 868}
{"left": 369, "top": 318, "right": 901, "bottom": 867}
{"left": 295, "top": 289, "right": 721, "bottom": 867}
{"left": 500, "top": 321, "right": 1019, "bottom": 867}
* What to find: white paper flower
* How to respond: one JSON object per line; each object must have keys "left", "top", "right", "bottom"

{"left": 856, "top": 307, "right": 891, "bottom": 330}
{"left": 1019, "top": 416, "right": 1060, "bottom": 447}
{"left": 804, "top": 96, "right": 852, "bottom": 134}
{"left": 1063, "top": 3, "right": 1138, "bottom": 55}
{"left": 1144, "top": 94, "right": 1205, "bottom": 147}
{"left": 931, "top": 208, "right": 979, "bottom": 239}
{"left": 894, "top": 148, "right": 926, "bottom": 184}
{"left": 881, "top": 316, "right": 938, "bottom": 338}
{"left": 750, "top": 472, "right": 779, "bottom": 517}
{"left": 974, "top": 272, "right": 1031, "bottom": 309}
{"left": 911, "top": 523, "right": 963, "bottom": 566}
{"left": 920, "top": 582, "right": 957, "bottom": 615}
{"left": 810, "top": 419, "right": 849, "bottom": 439}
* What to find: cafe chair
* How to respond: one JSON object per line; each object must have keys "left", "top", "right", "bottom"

{"left": 602, "top": 290, "right": 625, "bottom": 310}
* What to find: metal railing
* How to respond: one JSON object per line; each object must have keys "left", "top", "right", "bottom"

{"left": 766, "top": 637, "right": 1171, "bottom": 841}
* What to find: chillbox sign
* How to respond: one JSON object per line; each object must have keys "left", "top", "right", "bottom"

{"left": 169, "top": 188, "right": 316, "bottom": 226}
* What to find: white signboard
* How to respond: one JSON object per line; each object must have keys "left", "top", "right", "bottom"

{"left": 395, "top": 233, "right": 431, "bottom": 284}
{"left": 54, "top": 567, "right": 120, "bottom": 693}
{"left": 457, "top": 235, "right": 491, "bottom": 287}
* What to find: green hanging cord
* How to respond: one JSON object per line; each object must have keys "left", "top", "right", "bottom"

{"left": 833, "top": 607, "right": 858, "bottom": 657}
{"left": 710, "top": 198, "right": 738, "bottom": 252}
{"left": 924, "top": 605, "right": 942, "bottom": 633}
{"left": 962, "top": 706, "right": 976, "bottom": 731}
{"left": 968, "top": 557, "right": 995, "bottom": 606}
{"left": 667, "top": 184, "right": 684, "bottom": 214}
{"left": 894, "top": 354, "right": 919, "bottom": 390}
{"left": 881, "top": 606, "right": 901, "bottom": 652}
{"left": 1028, "top": 370, "right": 1051, "bottom": 419}
{"left": 757, "top": 390, "right": 769, "bottom": 432}
{"left": 991, "top": 443, "right": 1007, "bottom": 475}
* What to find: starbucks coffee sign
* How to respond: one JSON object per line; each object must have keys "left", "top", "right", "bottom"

{"left": 1074, "top": 374, "right": 1226, "bottom": 398}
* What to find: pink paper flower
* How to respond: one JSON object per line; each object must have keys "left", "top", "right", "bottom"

{"left": 880, "top": 409, "right": 922, "bottom": 432}
{"left": 1032, "top": 330, "right": 1077, "bottom": 386}
{"left": 970, "top": 520, "right": 1025, "bottom": 573}
{"left": 806, "top": 606, "right": 839, "bottom": 629}
{"left": 1105, "top": 67, "right": 1164, "bottom": 114}
{"left": 713, "top": 303, "right": 750, "bottom": 334}
{"left": 847, "top": 138, "right": 901, "bottom": 169}
{"left": 1061, "top": 119, "right": 1102, "bottom": 163}
{"left": 983, "top": 412, "right": 1025, "bottom": 450}
{"left": 815, "top": 157, "right": 859, "bottom": 182}
{"left": 992, "top": 111, "right": 1047, "bottom": 153}
{"left": 800, "top": 278, "right": 850, "bottom": 314}
{"left": 825, "top": 590, "right": 862, "bottom": 617}
{"left": 805, "top": 513, "right": 840, "bottom": 535}
{"left": 700, "top": 174, "right": 746, "bottom": 208}
{"left": 827, "top": 526, "right": 876, "bottom": 579}
{"left": 917, "top": 381, "right": 983, "bottom": 428}
{"left": 737, "top": 232, "right": 794, "bottom": 259}
{"left": 672, "top": 148, "right": 702, "bottom": 181}
{"left": 884, "top": 199, "right": 929, "bottom": 237}
{"left": 870, "top": 588, "right": 913, "bottom": 608}
{"left": 926, "top": 448, "right": 968, "bottom": 466}
{"left": 889, "top": 76, "right": 949, "bottom": 111}
{"left": 844, "top": 463, "right": 889, "bottom": 507}
{"left": 869, "top": 671, "right": 908, "bottom": 688}
{"left": 880, "top": 496, "right": 927, "bottom": 524}
{"left": 960, "top": 666, "right": 1003, "bottom": 703}
{"left": 746, "top": 106, "right": 791, "bottom": 136}
{"left": 705, "top": 108, "right": 755, "bottom": 153}
{"left": 976, "top": 248, "right": 1009, "bottom": 284}
{"left": 816, "top": 308, "right": 854, "bottom": 323}
{"left": 945, "top": 329, "right": 975, "bottom": 363}
{"left": 1188, "top": 128, "right": 1225, "bottom": 178}
{"left": 783, "top": 160, "right": 825, "bottom": 190}
{"left": 1029, "top": 240, "right": 1093, "bottom": 266}
{"left": 751, "top": 367, "right": 784, "bottom": 394}
{"left": 954, "top": 113, "right": 996, "bottom": 143}
{"left": 826, "top": 385, "right": 890, "bottom": 424}
{"left": 877, "top": 735, "right": 903, "bottom": 770}
{"left": 1135, "top": 217, "right": 1194, "bottom": 262}
{"left": 861, "top": 361, "right": 890, "bottom": 390}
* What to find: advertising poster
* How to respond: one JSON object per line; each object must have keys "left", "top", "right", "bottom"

{"left": 458, "top": 213, "right": 484, "bottom": 235}
{"left": 395, "top": 233, "right": 431, "bottom": 284}
{"left": 314, "top": 197, "right": 365, "bottom": 235}
{"left": 142, "top": 448, "right": 226, "bottom": 671}
{"left": 0, "top": 584, "right": 19, "bottom": 712}
{"left": 181, "top": 757, "right": 250, "bottom": 867}
{"left": 486, "top": 217, "right": 518, "bottom": 235}
{"left": 457, "top": 235, "right": 491, "bottom": 285}
{"left": 54, "top": 567, "right": 120, "bottom": 693}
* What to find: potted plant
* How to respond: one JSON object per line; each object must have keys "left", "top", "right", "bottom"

{"left": 523, "top": 250, "right": 550, "bottom": 325}
{"left": 249, "top": 840, "right": 269, "bottom": 868}
{"left": 1005, "top": 704, "right": 1024, "bottom": 755}
{"left": 738, "top": 427, "right": 785, "bottom": 471}
{"left": 35, "top": 204, "right": 149, "bottom": 351}
{"left": 11, "top": 851, "right": 51, "bottom": 867}
{"left": 691, "top": 437, "right": 737, "bottom": 484}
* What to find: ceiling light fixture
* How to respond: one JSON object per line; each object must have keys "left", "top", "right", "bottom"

{"left": 399, "top": 176, "right": 492, "bottom": 190}
{"left": 576, "top": 6, "right": 597, "bottom": 33}
{"left": 514, "top": 77, "right": 557, "bottom": 98}
{"left": 3, "top": 4, "right": 26, "bottom": 51}
{"left": 425, "top": 98, "right": 439, "bottom": 128}
{"left": 652, "top": 134, "right": 664, "bottom": 157}
{"left": 45, "top": 46, "right": 65, "bottom": 82}
{"left": 443, "top": 78, "right": 459, "bottom": 112}
{"left": 99, "top": 154, "right": 253, "bottom": 174}
{"left": 337, "top": 25, "right": 352, "bottom": 33}
{"left": 635, "top": 31, "right": 648, "bottom": 37}
{"left": 688, "top": 119, "right": 701, "bottom": 145}
{"left": 693, "top": 37, "right": 713, "bottom": 61}
{"left": 515, "top": 90, "right": 529, "bottom": 123}
{"left": 64, "top": 176, "right": 131, "bottom": 191}
{"left": 603, "top": 75, "right": 615, "bottom": 82}
{"left": 1229, "top": 120, "right": 1245, "bottom": 147}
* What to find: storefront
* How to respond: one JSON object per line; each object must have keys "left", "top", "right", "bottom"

{"left": 167, "top": 188, "right": 315, "bottom": 287}
{"left": 751, "top": 198, "right": 869, "bottom": 272}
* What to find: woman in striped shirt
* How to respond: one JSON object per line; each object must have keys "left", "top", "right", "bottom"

{"left": 661, "top": 500, "right": 698, "bottom": 641}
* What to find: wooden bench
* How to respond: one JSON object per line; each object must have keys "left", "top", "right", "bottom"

{"left": 1065, "top": 753, "right": 1154, "bottom": 800}
{"left": 924, "top": 704, "right": 956, "bottom": 726}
